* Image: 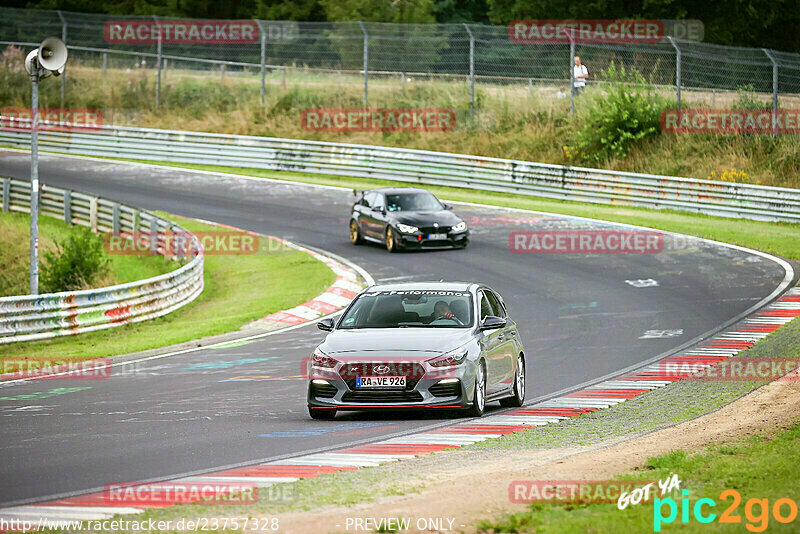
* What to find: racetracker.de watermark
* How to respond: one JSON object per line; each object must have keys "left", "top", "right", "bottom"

{"left": 509, "top": 480, "right": 658, "bottom": 504}
{"left": 660, "top": 358, "right": 800, "bottom": 381}
{"left": 103, "top": 20, "right": 259, "bottom": 44}
{"left": 660, "top": 109, "right": 800, "bottom": 134}
{"left": 509, "top": 229, "right": 664, "bottom": 254}
{"left": 2, "top": 358, "right": 111, "bottom": 380}
{"left": 103, "top": 231, "right": 260, "bottom": 256}
{"left": 1, "top": 108, "right": 103, "bottom": 133}
{"left": 301, "top": 108, "right": 456, "bottom": 133}
{"left": 509, "top": 20, "right": 664, "bottom": 43}
{"left": 104, "top": 482, "right": 258, "bottom": 505}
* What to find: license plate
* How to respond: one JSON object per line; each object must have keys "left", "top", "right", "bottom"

{"left": 428, "top": 233, "right": 447, "bottom": 240}
{"left": 356, "top": 376, "right": 406, "bottom": 388}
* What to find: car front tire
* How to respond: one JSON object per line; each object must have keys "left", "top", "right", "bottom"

{"left": 385, "top": 227, "right": 400, "bottom": 253}
{"left": 350, "top": 220, "right": 363, "bottom": 245}
{"left": 500, "top": 354, "right": 525, "bottom": 407}
{"left": 466, "top": 362, "right": 486, "bottom": 417}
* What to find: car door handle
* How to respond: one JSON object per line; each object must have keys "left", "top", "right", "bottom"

{"left": 497, "top": 333, "right": 505, "bottom": 340}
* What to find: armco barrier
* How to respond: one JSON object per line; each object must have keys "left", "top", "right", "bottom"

{"left": 0, "top": 177, "right": 204, "bottom": 344}
{"left": 1, "top": 119, "right": 799, "bottom": 223}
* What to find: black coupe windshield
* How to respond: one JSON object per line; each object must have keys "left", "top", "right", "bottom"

{"left": 339, "top": 291, "right": 474, "bottom": 329}
{"left": 386, "top": 192, "right": 443, "bottom": 212}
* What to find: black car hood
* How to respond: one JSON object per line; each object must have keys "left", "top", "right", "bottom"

{"left": 321, "top": 328, "right": 473, "bottom": 358}
{"left": 389, "top": 210, "right": 462, "bottom": 228}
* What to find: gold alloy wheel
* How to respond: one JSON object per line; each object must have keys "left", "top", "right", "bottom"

{"left": 386, "top": 227, "right": 396, "bottom": 252}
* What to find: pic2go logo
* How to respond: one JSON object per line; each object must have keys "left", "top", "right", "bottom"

{"left": 654, "top": 489, "right": 798, "bottom": 532}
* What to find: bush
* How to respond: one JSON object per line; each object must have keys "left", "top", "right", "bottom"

{"left": 731, "top": 84, "right": 772, "bottom": 110}
{"left": 572, "top": 62, "right": 669, "bottom": 164}
{"left": 41, "top": 227, "right": 109, "bottom": 293}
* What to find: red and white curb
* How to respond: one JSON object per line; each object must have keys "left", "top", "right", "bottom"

{"left": 249, "top": 237, "right": 364, "bottom": 329}
{"left": 3, "top": 287, "right": 797, "bottom": 524}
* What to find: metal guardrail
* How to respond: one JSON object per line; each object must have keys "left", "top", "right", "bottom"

{"left": 1, "top": 120, "right": 799, "bottom": 223}
{"left": 0, "top": 176, "right": 204, "bottom": 344}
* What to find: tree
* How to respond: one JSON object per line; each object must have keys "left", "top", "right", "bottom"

{"left": 320, "top": 0, "right": 436, "bottom": 23}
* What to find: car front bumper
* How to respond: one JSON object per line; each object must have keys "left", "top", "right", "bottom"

{"left": 307, "top": 363, "right": 476, "bottom": 411}
{"left": 397, "top": 230, "right": 469, "bottom": 249}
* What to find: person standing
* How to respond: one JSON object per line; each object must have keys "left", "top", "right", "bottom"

{"left": 573, "top": 56, "right": 588, "bottom": 94}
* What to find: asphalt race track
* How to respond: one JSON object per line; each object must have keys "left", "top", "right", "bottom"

{"left": 0, "top": 150, "right": 791, "bottom": 506}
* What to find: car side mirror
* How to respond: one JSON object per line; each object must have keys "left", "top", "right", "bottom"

{"left": 480, "top": 315, "right": 507, "bottom": 330}
{"left": 317, "top": 318, "right": 335, "bottom": 331}
{"left": 443, "top": 203, "right": 453, "bottom": 210}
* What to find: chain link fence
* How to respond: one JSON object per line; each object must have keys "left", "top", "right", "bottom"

{"left": 2, "top": 6, "right": 800, "bottom": 117}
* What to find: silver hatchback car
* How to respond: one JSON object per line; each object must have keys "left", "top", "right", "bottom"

{"left": 307, "top": 282, "right": 526, "bottom": 419}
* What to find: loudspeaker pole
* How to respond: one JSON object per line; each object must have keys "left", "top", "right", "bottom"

{"left": 24, "top": 37, "right": 68, "bottom": 295}
{"left": 30, "top": 69, "right": 40, "bottom": 295}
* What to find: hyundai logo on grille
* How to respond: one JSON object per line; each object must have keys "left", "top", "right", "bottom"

{"left": 374, "top": 365, "right": 391, "bottom": 374}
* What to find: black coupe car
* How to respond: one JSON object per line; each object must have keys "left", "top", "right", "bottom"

{"left": 349, "top": 187, "right": 469, "bottom": 252}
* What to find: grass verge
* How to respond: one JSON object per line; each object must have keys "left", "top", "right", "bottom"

{"left": 0, "top": 210, "right": 173, "bottom": 296}
{"left": 479, "top": 422, "right": 800, "bottom": 533}
{"left": 0, "top": 214, "right": 336, "bottom": 363}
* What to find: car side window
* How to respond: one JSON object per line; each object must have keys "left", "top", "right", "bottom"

{"left": 362, "top": 192, "right": 376, "bottom": 208}
{"left": 372, "top": 194, "right": 385, "bottom": 210}
{"left": 486, "top": 290, "right": 507, "bottom": 318}
{"left": 479, "top": 291, "right": 493, "bottom": 321}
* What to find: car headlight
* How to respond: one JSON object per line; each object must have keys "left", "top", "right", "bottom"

{"left": 451, "top": 221, "right": 467, "bottom": 233}
{"left": 311, "top": 347, "right": 339, "bottom": 370}
{"left": 396, "top": 223, "right": 419, "bottom": 234}
{"left": 427, "top": 345, "right": 470, "bottom": 368}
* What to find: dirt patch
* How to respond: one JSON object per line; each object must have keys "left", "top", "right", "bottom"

{"left": 268, "top": 376, "right": 800, "bottom": 533}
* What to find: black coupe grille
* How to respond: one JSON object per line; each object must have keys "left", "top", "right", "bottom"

{"left": 419, "top": 226, "right": 451, "bottom": 235}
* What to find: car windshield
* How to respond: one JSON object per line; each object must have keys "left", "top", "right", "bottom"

{"left": 385, "top": 192, "right": 443, "bottom": 212}
{"left": 338, "top": 290, "right": 474, "bottom": 329}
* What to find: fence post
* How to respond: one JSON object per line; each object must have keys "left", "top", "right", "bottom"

{"left": 63, "top": 189, "right": 71, "bottom": 223}
{"left": 220, "top": 63, "right": 225, "bottom": 82}
{"left": 762, "top": 48, "right": 779, "bottom": 138}
{"left": 255, "top": 20, "right": 266, "bottom": 104}
{"left": 149, "top": 217, "right": 158, "bottom": 255}
{"left": 57, "top": 10, "right": 67, "bottom": 108}
{"left": 102, "top": 52, "right": 107, "bottom": 75}
{"left": 463, "top": 24, "right": 475, "bottom": 109}
{"left": 668, "top": 37, "right": 681, "bottom": 110}
{"left": 112, "top": 203, "right": 120, "bottom": 233}
{"left": 282, "top": 67, "right": 287, "bottom": 90}
{"left": 401, "top": 71, "right": 405, "bottom": 93}
{"left": 172, "top": 224, "right": 185, "bottom": 260}
{"left": 358, "top": 21, "right": 368, "bottom": 106}
{"left": 89, "top": 197, "right": 98, "bottom": 232}
{"left": 2, "top": 178, "right": 9, "bottom": 213}
{"left": 569, "top": 30, "right": 575, "bottom": 117}
{"left": 154, "top": 16, "right": 162, "bottom": 109}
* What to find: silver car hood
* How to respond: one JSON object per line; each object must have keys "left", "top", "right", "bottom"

{"left": 321, "top": 328, "right": 474, "bottom": 358}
